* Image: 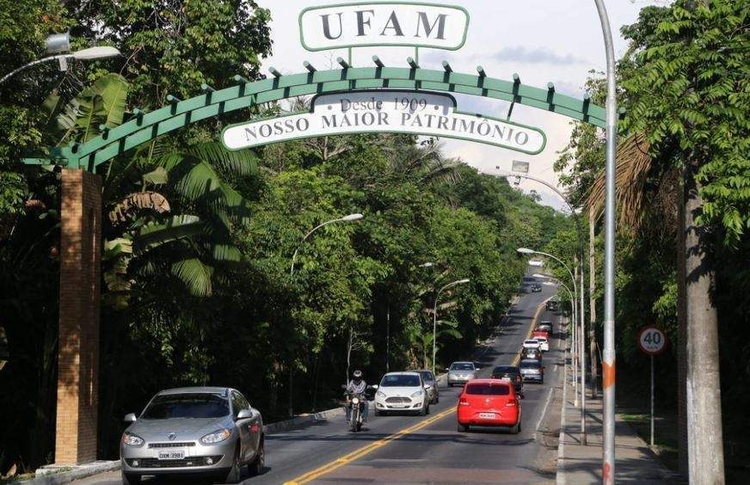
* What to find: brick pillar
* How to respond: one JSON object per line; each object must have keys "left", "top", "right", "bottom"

{"left": 55, "top": 169, "right": 101, "bottom": 464}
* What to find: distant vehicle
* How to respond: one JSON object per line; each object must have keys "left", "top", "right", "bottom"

{"left": 373, "top": 372, "right": 430, "bottom": 416}
{"left": 456, "top": 379, "right": 522, "bottom": 434}
{"left": 522, "top": 339, "right": 540, "bottom": 350}
{"left": 120, "top": 387, "right": 265, "bottom": 485}
{"left": 536, "top": 336, "right": 549, "bottom": 352}
{"left": 414, "top": 369, "right": 439, "bottom": 404}
{"left": 546, "top": 300, "right": 559, "bottom": 312}
{"left": 519, "top": 359, "right": 545, "bottom": 383}
{"left": 446, "top": 361, "right": 479, "bottom": 387}
{"left": 490, "top": 365, "right": 524, "bottom": 398}
{"left": 531, "top": 283, "right": 542, "bottom": 292}
{"left": 538, "top": 320, "right": 553, "bottom": 333}
{"left": 520, "top": 347, "right": 543, "bottom": 361}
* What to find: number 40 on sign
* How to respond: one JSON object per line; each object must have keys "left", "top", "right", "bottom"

{"left": 637, "top": 327, "right": 668, "bottom": 355}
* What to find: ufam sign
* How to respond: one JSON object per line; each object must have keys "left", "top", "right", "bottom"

{"left": 222, "top": 91, "right": 546, "bottom": 154}
{"left": 299, "top": 2, "right": 470, "bottom": 51}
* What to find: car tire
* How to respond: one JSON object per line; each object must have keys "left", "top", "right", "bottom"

{"left": 122, "top": 472, "right": 141, "bottom": 485}
{"left": 248, "top": 437, "right": 265, "bottom": 476}
{"left": 435, "top": 394, "right": 440, "bottom": 404}
{"left": 457, "top": 423, "right": 469, "bottom": 432}
{"left": 425, "top": 403, "right": 430, "bottom": 415}
{"left": 224, "top": 445, "right": 242, "bottom": 483}
{"left": 511, "top": 421, "right": 520, "bottom": 434}
{"left": 418, "top": 403, "right": 427, "bottom": 416}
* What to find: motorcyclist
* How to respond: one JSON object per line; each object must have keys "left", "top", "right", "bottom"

{"left": 344, "top": 369, "right": 369, "bottom": 423}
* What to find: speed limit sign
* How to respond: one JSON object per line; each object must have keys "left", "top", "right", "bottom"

{"left": 637, "top": 327, "right": 667, "bottom": 355}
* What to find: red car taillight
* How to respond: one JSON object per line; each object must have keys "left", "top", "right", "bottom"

{"left": 459, "top": 397, "right": 470, "bottom": 406}
{"left": 505, "top": 400, "right": 518, "bottom": 407}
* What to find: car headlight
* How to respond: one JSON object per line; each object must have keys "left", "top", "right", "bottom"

{"left": 376, "top": 391, "right": 386, "bottom": 398}
{"left": 121, "top": 431, "right": 144, "bottom": 447}
{"left": 200, "top": 428, "right": 232, "bottom": 445}
{"left": 410, "top": 390, "right": 423, "bottom": 398}
{"left": 351, "top": 397, "right": 360, "bottom": 404}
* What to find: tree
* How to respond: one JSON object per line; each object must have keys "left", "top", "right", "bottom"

{"left": 619, "top": 2, "right": 750, "bottom": 481}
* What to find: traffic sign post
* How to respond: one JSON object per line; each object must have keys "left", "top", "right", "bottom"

{"left": 637, "top": 326, "right": 667, "bottom": 448}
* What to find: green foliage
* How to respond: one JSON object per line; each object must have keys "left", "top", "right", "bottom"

{"left": 622, "top": 0, "right": 750, "bottom": 244}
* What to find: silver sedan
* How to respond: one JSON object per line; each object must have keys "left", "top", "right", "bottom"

{"left": 120, "top": 387, "right": 264, "bottom": 484}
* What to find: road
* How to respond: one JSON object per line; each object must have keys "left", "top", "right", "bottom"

{"left": 77, "top": 278, "right": 565, "bottom": 485}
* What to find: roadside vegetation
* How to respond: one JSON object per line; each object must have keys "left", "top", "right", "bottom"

{"left": 0, "top": 0, "right": 571, "bottom": 473}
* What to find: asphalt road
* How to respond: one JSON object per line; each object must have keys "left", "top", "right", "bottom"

{"left": 76, "top": 278, "right": 565, "bottom": 485}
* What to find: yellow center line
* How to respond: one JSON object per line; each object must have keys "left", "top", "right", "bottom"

{"left": 284, "top": 407, "right": 455, "bottom": 484}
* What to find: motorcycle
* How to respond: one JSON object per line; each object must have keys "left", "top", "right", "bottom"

{"left": 342, "top": 388, "right": 367, "bottom": 432}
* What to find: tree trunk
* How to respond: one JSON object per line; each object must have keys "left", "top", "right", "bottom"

{"left": 683, "top": 164, "right": 725, "bottom": 484}
{"left": 677, "top": 175, "right": 689, "bottom": 478}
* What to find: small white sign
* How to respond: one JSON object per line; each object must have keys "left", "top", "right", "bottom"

{"left": 222, "top": 91, "right": 546, "bottom": 154}
{"left": 637, "top": 327, "right": 667, "bottom": 355}
{"left": 299, "top": 2, "right": 470, "bottom": 51}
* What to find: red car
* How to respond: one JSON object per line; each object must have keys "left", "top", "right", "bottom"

{"left": 456, "top": 379, "right": 522, "bottom": 434}
{"left": 532, "top": 329, "right": 550, "bottom": 340}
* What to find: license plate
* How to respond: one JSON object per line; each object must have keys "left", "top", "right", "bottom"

{"left": 158, "top": 450, "right": 184, "bottom": 460}
{"left": 479, "top": 413, "right": 496, "bottom": 419}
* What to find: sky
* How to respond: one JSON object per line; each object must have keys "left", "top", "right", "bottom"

{"left": 255, "top": 0, "right": 665, "bottom": 211}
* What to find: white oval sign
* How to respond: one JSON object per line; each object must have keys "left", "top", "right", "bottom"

{"left": 637, "top": 327, "right": 667, "bottom": 355}
{"left": 299, "top": 2, "right": 470, "bottom": 51}
{"left": 222, "top": 91, "right": 547, "bottom": 154}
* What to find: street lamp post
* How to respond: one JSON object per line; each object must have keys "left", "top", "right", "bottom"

{"left": 432, "top": 278, "right": 470, "bottom": 377}
{"left": 496, "top": 168, "right": 588, "bottom": 441}
{"left": 518, "top": 247, "right": 581, "bottom": 410}
{"left": 288, "top": 212, "right": 364, "bottom": 417}
{"left": 1, "top": 41, "right": 121, "bottom": 85}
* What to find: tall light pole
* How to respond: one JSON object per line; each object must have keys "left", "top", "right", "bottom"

{"left": 496, "top": 167, "right": 588, "bottom": 442}
{"left": 288, "top": 212, "right": 364, "bottom": 417}
{"left": 518, "top": 247, "right": 581, "bottom": 409}
{"left": 1, "top": 34, "right": 121, "bottom": 85}
{"left": 592, "top": 1, "right": 618, "bottom": 481}
{"left": 432, "top": 278, "right": 470, "bottom": 377}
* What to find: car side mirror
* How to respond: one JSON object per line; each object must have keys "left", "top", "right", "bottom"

{"left": 124, "top": 413, "right": 137, "bottom": 423}
{"left": 371, "top": 384, "right": 379, "bottom": 390}
{"left": 236, "top": 409, "right": 253, "bottom": 420}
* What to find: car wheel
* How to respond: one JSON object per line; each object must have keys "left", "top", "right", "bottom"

{"left": 224, "top": 444, "right": 242, "bottom": 483}
{"left": 418, "top": 403, "right": 427, "bottom": 416}
{"left": 122, "top": 472, "right": 141, "bottom": 485}
{"left": 425, "top": 402, "right": 430, "bottom": 415}
{"left": 434, "top": 394, "right": 440, "bottom": 404}
{"left": 511, "top": 421, "right": 520, "bottom": 434}
{"left": 457, "top": 423, "right": 469, "bottom": 432}
{"left": 248, "top": 437, "right": 265, "bottom": 476}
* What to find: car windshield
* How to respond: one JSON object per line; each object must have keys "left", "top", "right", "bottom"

{"left": 418, "top": 372, "right": 434, "bottom": 381}
{"left": 450, "top": 363, "right": 474, "bottom": 371}
{"left": 465, "top": 383, "right": 510, "bottom": 395}
{"left": 493, "top": 367, "right": 518, "bottom": 376}
{"left": 381, "top": 374, "right": 421, "bottom": 387}
{"left": 142, "top": 393, "right": 229, "bottom": 419}
{"left": 519, "top": 360, "right": 541, "bottom": 369}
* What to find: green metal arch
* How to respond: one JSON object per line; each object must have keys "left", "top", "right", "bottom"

{"left": 32, "top": 64, "right": 605, "bottom": 170}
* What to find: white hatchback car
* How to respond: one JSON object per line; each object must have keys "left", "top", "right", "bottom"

{"left": 373, "top": 372, "right": 430, "bottom": 416}
{"left": 522, "top": 338, "right": 541, "bottom": 350}
{"left": 536, "top": 336, "right": 549, "bottom": 352}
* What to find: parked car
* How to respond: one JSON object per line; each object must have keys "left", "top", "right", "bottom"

{"left": 446, "top": 361, "right": 479, "bottom": 387}
{"left": 490, "top": 365, "right": 524, "bottom": 398}
{"left": 522, "top": 338, "right": 540, "bottom": 350}
{"left": 536, "top": 336, "right": 549, "bottom": 352}
{"left": 519, "top": 359, "right": 545, "bottom": 383}
{"left": 120, "top": 387, "right": 264, "bottom": 485}
{"left": 520, "top": 347, "right": 543, "bottom": 361}
{"left": 456, "top": 379, "right": 522, "bottom": 433}
{"left": 373, "top": 372, "right": 430, "bottom": 416}
{"left": 414, "top": 369, "right": 439, "bottom": 404}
